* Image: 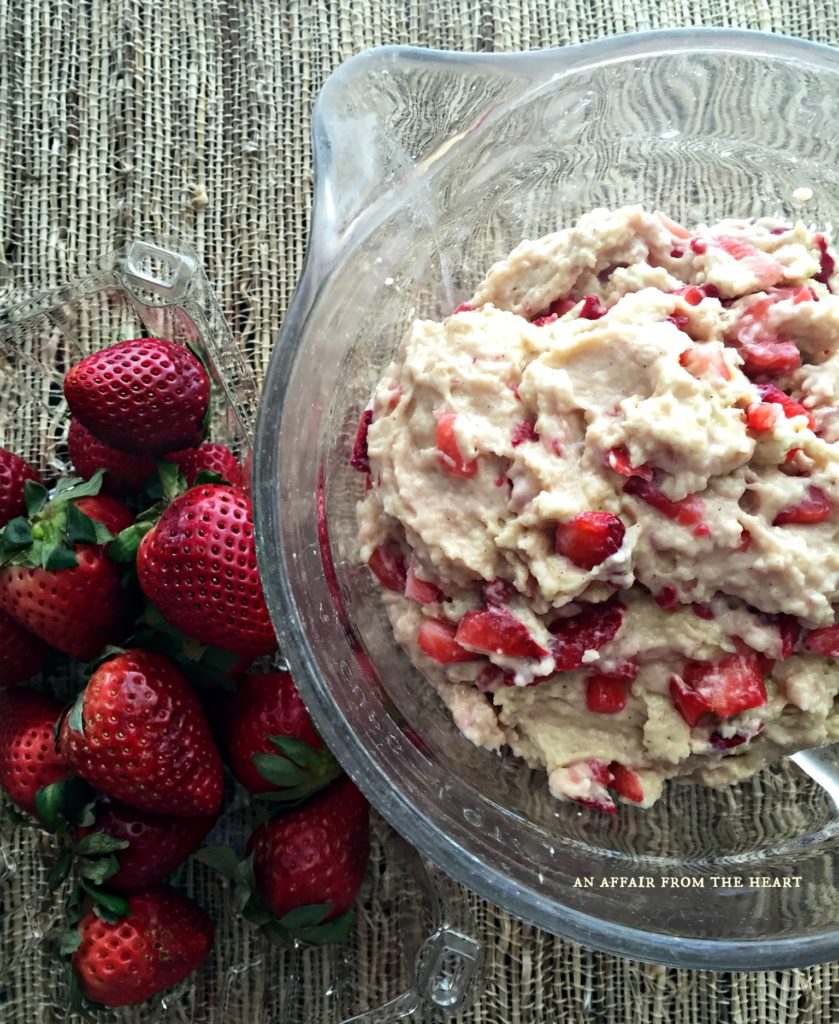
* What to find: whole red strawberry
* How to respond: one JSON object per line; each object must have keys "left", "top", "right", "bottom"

{"left": 0, "top": 448, "right": 41, "bottom": 526}
{"left": 0, "top": 607, "right": 49, "bottom": 687}
{"left": 221, "top": 671, "right": 339, "bottom": 796}
{"left": 77, "top": 800, "right": 217, "bottom": 893}
{"left": 248, "top": 775, "right": 369, "bottom": 922}
{"left": 137, "top": 485, "right": 275, "bottom": 657}
{"left": 64, "top": 338, "right": 210, "bottom": 455}
{"left": 72, "top": 887, "right": 214, "bottom": 1007}
{"left": 0, "top": 485, "right": 134, "bottom": 660}
{"left": 59, "top": 649, "right": 224, "bottom": 817}
{"left": 166, "top": 443, "right": 244, "bottom": 489}
{"left": 0, "top": 689, "right": 68, "bottom": 814}
{"left": 68, "top": 418, "right": 157, "bottom": 496}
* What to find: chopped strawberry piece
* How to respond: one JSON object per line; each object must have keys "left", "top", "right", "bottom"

{"left": 710, "top": 732, "right": 749, "bottom": 750}
{"left": 669, "top": 675, "right": 713, "bottom": 727}
{"left": 608, "top": 763, "right": 644, "bottom": 803}
{"left": 555, "top": 512, "right": 625, "bottom": 571}
{"left": 384, "top": 384, "right": 403, "bottom": 412}
{"left": 418, "top": 619, "right": 478, "bottom": 664}
{"left": 550, "top": 601, "right": 625, "bottom": 671}
{"left": 435, "top": 413, "right": 478, "bottom": 478}
{"left": 689, "top": 238, "right": 708, "bottom": 254}
{"left": 792, "top": 286, "right": 817, "bottom": 304}
{"left": 667, "top": 312, "right": 690, "bottom": 331}
{"left": 606, "top": 446, "right": 654, "bottom": 481}
{"left": 577, "top": 798, "right": 617, "bottom": 815}
{"left": 804, "top": 623, "right": 839, "bottom": 657}
{"left": 679, "top": 346, "right": 732, "bottom": 381}
{"left": 681, "top": 654, "right": 767, "bottom": 718}
{"left": 455, "top": 607, "right": 547, "bottom": 659}
{"left": 754, "top": 384, "right": 815, "bottom": 429}
{"left": 776, "top": 615, "right": 801, "bottom": 659}
{"left": 350, "top": 409, "right": 374, "bottom": 473}
{"left": 737, "top": 529, "right": 752, "bottom": 552}
{"left": 670, "top": 248, "right": 684, "bottom": 259}
{"left": 453, "top": 302, "right": 474, "bottom": 314}
{"left": 588, "top": 759, "right": 613, "bottom": 785}
{"left": 747, "top": 402, "right": 782, "bottom": 432}
{"left": 404, "top": 562, "right": 443, "bottom": 605}
{"left": 368, "top": 544, "right": 407, "bottom": 592}
{"left": 483, "top": 579, "right": 517, "bottom": 606}
{"left": 712, "top": 236, "right": 785, "bottom": 287}
{"left": 622, "top": 476, "right": 704, "bottom": 528}
{"left": 814, "top": 233, "right": 835, "bottom": 286}
{"left": 654, "top": 585, "right": 680, "bottom": 611}
{"left": 579, "top": 295, "right": 606, "bottom": 320}
{"left": 532, "top": 296, "right": 575, "bottom": 326}
{"left": 473, "top": 665, "right": 511, "bottom": 692}
{"left": 773, "top": 485, "right": 831, "bottom": 526}
{"left": 586, "top": 673, "right": 630, "bottom": 714}
{"left": 511, "top": 420, "right": 538, "bottom": 447}
{"left": 739, "top": 339, "right": 801, "bottom": 378}
{"left": 692, "top": 603, "right": 714, "bottom": 620}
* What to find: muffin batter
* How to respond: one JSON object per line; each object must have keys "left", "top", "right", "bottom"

{"left": 354, "top": 206, "right": 839, "bottom": 811}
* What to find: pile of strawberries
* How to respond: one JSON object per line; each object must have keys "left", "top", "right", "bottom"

{"left": 0, "top": 338, "right": 369, "bottom": 1010}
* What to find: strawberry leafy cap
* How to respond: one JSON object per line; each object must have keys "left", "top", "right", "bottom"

{"left": 254, "top": 735, "right": 341, "bottom": 805}
{"left": 0, "top": 470, "right": 114, "bottom": 571}
{"left": 195, "top": 844, "right": 356, "bottom": 946}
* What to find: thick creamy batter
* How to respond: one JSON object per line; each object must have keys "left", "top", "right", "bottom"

{"left": 354, "top": 206, "right": 839, "bottom": 811}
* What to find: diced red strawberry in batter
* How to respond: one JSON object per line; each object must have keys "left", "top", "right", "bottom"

{"left": 453, "top": 302, "right": 474, "bottom": 313}
{"left": 739, "top": 339, "right": 801, "bottom": 378}
{"left": 622, "top": 476, "right": 705, "bottom": 528}
{"left": 679, "top": 346, "right": 732, "bottom": 381}
{"left": 814, "top": 234, "right": 835, "bottom": 286}
{"left": 681, "top": 654, "right": 767, "bottom": 718}
{"left": 418, "top": 619, "right": 478, "bottom": 663}
{"left": 484, "top": 578, "right": 517, "bottom": 606}
{"left": 804, "top": 624, "right": 839, "bottom": 657}
{"left": 404, "top": 562, "right": 443, "bottom": 605}
{"left": 670, "top": 248, "right": 684, "bottom": 259}
{"left": 555, "top": 512, "right": 626, "bottom": 571}
{"left": 689, "top": 238, "right": 708, "bottom": 254}
{"left": 776, "top": 615, "right": 801, "bottom": 659}
{"left": 579, "top": 295, "right": 607, "bottom": 319}
{"left": 350, "top": 409, "right": 374, "bottom": 472}
{"left": 511, "top": 420, "right": 539, "bottom": 447}
{"left": 368, "top": 544, "right": 407, "bottom": 592}
{"left": 436, "top": 413, "right": 478, "bottom": 478}
{"left": 667, "top": 313, "right": 690, "bottom": 331}
{"left": 586, "top": 673, "right": 630, "bottom": 713}
{"left": 754, "top": 384, "right": 815, "bottom": 429}
{"left": 607, "top": 446, "right": 654, "bottom": 481}
{"left": 773, "top": 485, "right": 831, "bottom": 526}
{"left": 737, "top": 529, "right": 752, "bottom": 552}
{"left": 692, "top": 603, "right": 715, "bottom": 620}
{"left": 654, "top": 585, "right": 680, "bottom": 611}
{"left": 474, "top": 664, "right": 515, "bottom": 692}
{"left": 532, "top": 296, "right": 576, "bottom": 326}
{"left": 792, "top": 286, "right": 817, "bottom": 304}
{"left": 711, "top": 236, "right": 785, "bottom": 288}
{"left": 747, "top": 403, "right": 782, "bottom": 432}
{"left": 608, "top": 763, "right": 644, "bottom": 803}
{"left": 455, "top": 607, "right": 547, "bottom": 659}
{"left": 588, "top": 759, "right": 614, "bottom": 786}
{"left": 669, "top": 675, "right": 713, "bottom": 727}
{"left": 710, "top": 732, "right": 749, "bottom": 750}
{"left": 672, "top": 283, "right": 719, "bottom": 305}
{"left": 550, "top": 601, "right": 625, "bottom": 671}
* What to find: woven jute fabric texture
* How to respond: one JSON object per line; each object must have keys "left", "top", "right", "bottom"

{"left": 0, "top": 2, "right": 837, "bottom": 1023}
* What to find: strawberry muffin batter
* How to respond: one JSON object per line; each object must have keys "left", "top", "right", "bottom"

{"left": 352, "top": 206, "right": 839, "bottom": 812}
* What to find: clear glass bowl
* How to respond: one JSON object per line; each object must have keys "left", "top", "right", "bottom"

{"left": 0, "top": 242, "right": 479, "bottom": 1023}
{"left": 254, "top": 28, "right": 839, "bottom": 970}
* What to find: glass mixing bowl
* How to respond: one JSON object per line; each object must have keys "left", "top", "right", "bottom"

{"left": 254, "top": 29, "right": 839, "bottom": 970}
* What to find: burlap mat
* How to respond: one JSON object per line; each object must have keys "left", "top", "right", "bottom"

{"left": 0, "top": 2, "right": 837, "bottom": 1022}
